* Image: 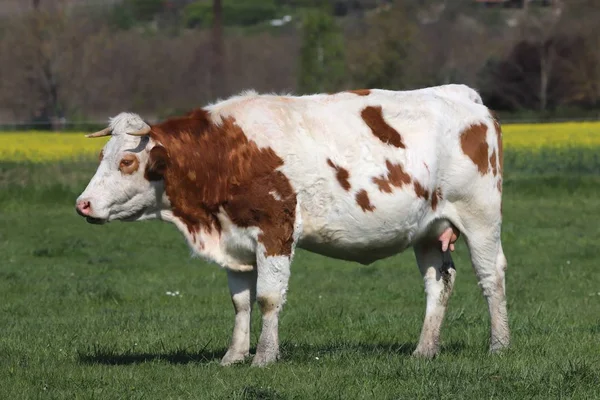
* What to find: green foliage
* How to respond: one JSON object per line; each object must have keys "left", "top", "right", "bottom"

{"left": 184, "top": 0, "right": 280, "bottom": 29}
{"left": 346, "top": 4, "right": 418, "bottom": 89}
{"left": 109, "top": 6, "right": 134, "bottom": 30}
{"left": 129, "top": 0, "right": 165, "bottom": 21}
{"left": 298, "top": 9, "right": 346, "bottom": 93}
{"left": 109, "top": 0, "right": 165, "bottom": 29}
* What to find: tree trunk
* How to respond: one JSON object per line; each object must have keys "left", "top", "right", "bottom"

{"left": 539, "top": 42, "right": 555, "bottom": 112}
{"left": 210, "top": 0, "right": 225, "bottom": 99}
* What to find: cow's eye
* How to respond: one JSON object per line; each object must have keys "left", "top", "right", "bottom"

{"left": 119, "top": 155, "right": 139, "bottom": 174}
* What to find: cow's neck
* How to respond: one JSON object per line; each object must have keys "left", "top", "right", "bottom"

{"left": 159, "top": 209, "right": 255, "bottom": 272}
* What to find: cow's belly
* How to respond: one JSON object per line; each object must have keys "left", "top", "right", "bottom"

{"left": 297, "top": 194, "right": 428, "bottom": 265}
{"left": 298, "top": 234, "right": 413, "bottom": 265}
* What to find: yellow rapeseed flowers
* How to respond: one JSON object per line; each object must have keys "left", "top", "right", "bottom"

{"left": 503, "top": 122, "right": 600, "bottom": 150}
{"left": 0, "top": 122, "right": 599, "bottom": 162}
{"left": 0, "top": 132, "right": 108, "bottom": 162}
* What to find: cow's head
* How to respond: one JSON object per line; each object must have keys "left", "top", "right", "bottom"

{"left": 76, "top": 113, "right": 168, "bottom": 224}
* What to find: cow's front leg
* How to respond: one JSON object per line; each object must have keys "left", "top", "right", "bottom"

{"left": 252, "top": 250, "right": 291, "bottom": 367}
{"left": 221, "top": 269, "right": 257, "bottom": 366}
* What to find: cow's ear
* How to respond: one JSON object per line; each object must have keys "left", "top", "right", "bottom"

{"left": 145, "top": 146, "right": 168, "bottom": 181}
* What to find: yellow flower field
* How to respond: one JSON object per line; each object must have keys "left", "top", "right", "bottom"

{"left": 0, "top": 122, "right": 599, "bottom": 162}
{"left": 502, "top": 122, "right": 600, "bottom": 150}
{"left": 0, "top": 132, "right": 109, "bottom": 163}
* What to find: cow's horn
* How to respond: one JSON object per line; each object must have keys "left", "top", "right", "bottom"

{"left": 85, "top": 127, "right": 112, "bottom": 138}
{"left": 127, "top": 126, "right": 152, "bottom": 136}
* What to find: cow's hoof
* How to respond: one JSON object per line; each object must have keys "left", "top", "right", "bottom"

{"left": 251, "top": 351, "right": 279, "bottom": 367}
{"left": 489, "top": 339, "right": 510, "bottom": 354}
{"left": 220, "top": 350, "right": 249, "bottom": 366}
{"left": 412, "top": 346, "right": 439, "bottom": 359}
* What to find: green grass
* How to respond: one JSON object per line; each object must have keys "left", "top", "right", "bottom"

{"left": 504, "top": 147, "right": 600, "bottom": 176}
{"left": 1, "top": 153, "right": 599, "bottom": 399}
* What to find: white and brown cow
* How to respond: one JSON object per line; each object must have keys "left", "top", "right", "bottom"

{"left": 76, "top": 84, "right": 508, "bottom": 366}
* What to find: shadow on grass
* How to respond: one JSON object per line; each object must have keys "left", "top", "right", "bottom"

{"left": 282, "top": 340, "right": 467, "bottom": 361}
{"left": 78, "top": 345, "right": 227, "bottom": 365}
{"left": 78, "top": 340, "right": 467, "bottom": 366}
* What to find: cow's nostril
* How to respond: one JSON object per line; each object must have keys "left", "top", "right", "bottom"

{"left": 76, "top": 200, "right": 92, "bottom": 216}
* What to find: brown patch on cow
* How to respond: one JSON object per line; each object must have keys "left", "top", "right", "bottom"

{"left": 147, "top": 109, "right": 297, "bottom": 257}
{"left": 98, "top": 150, "right": 104, "bottom": 163}
{"left": 145, "top": 146, "right": 168, "bottom": 181}
{"left": 492, "top": 116, "right": 504, "bottom": 194}
{"left": 372, "top": 160, "right": 412, "bottom": 193}
{"left": 494, "top": 118, "right": 503, "bottom": 175}
{"left": 431, "top": 188, "right": 442, "bottom": 211}
{"left": 356, "top": 189, "right": 375, "bottom": 212}
{"left": 373, "top": 176, "right": 393, "bottom": 193}
{"left": 361, "top": 106, "right": 405, "bottom": 148}
{"left": 326, "top": 159, "right": 351, "bottom": 191}
{"left": 119, "top": 153, "right": 139, "bottom": 175}
{"left": 413, "top": 181, "right": 429, "bottom": 200}
{"left": 460, "top": 123, "right": 489, "bottom": 175}
{"left": 225, "top": 169, "right": 296, "bottom": 257}
{"left": 347, "top": 89, "right": 371, "bottom": 96}
{"left": 489, "top": 149, "right": 498, "bottom": 176}
{"left": 386, "top": 160, "right": 412, "bottom": 187}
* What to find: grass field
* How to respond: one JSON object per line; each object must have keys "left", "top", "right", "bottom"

{"left": 1, "top": 124, "right": 600, "bottom": 399}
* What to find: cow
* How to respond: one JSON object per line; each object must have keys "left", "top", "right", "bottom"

{"left": 76, "top": 84, "right": 508, "bottom": 366}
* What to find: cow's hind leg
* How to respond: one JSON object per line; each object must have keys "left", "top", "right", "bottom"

{"left": 413, "top": 241, "right": 456, "bottom": 358}
{"left": 464, "top": 227, "right": 509, "bottom": 352}
{"left": 221, "top": 269, "right": 257, "bottom": 366}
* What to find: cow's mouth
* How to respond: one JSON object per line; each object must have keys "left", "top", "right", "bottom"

{"left": 86, "top": 216, "right": 107, "bottom": 225}
{"left": 120, "top": 208, "right": 146, "bottom": 222}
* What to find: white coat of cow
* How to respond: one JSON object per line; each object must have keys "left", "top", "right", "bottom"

{"left": 76, "top": 84, "right": 508, "bottom": 366}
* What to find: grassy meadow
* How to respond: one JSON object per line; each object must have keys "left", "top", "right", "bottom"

{"left": 1, "top": 123, "right": 599, "bottom": 399}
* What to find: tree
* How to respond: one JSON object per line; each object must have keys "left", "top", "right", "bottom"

{"left": 479, "top": 0, "right": 600, "bottom": 113}
{"left": 514, "top": 2, "right": 564, "bottom": 112}
{"left": 346, "top": 3, "right": 417, "bottom": 90}
{"left": 298, "top": 9, "right": 345, "bottom": 93}
{"left": 210, "top": 0, "right": 226, "bottom": 99}
{"left": 1, "top": 1, "right": 74, "bottom": 127}
{"left": 558, "top": 0, "right": 600, "bottom": 108}
{"left": 0, "top": 1, "right": 116, "bottom": 127}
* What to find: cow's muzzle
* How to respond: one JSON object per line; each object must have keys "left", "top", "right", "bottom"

{"left": 76, "top": 199, "right": 107, "bottom": 224}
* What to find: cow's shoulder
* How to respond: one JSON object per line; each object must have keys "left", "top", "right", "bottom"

{"left": 149, "top": 105, "right": 299, "bottom": 259}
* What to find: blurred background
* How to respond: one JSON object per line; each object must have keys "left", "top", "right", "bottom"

{"left": 1, "top": 2, "right": 600, "bottom": 397}
{"left": 1, "top": 0, "right": 599, "bottom": 130}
